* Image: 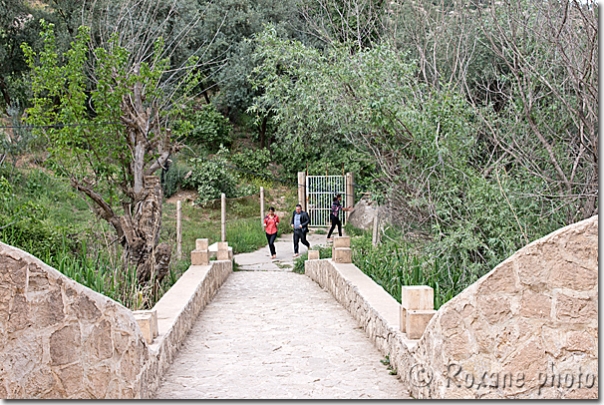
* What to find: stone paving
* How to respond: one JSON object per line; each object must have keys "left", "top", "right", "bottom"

{"left": 154, "top": 233, "right": 409, "bottom": 399}
{"left": 234, "top": 232, "right": 327, "bottom": 271}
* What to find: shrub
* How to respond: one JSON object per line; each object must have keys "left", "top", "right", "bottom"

{"left": 161, "top": 155, "right": 192, "bottom": 198}
{"left": 175, "top": 104, "right": 233, "bottom": 152}
{"left": 230, "top": 148, "right": 272, "bottom": 180}
{"left": 183, "top": 149, "right": 239, "bottom": 204}
{"left": 293, "top": 245, "right": 332, "bottom": 274}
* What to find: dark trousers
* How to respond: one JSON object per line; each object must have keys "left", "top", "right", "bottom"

{"left": 266, "top": 232, "right": 277, "bottom": 256}
{"left": 293, "top": 229, "right": 310, "bottom": 254}
{"left": 327, "top": 214, "right": 342, "bottom": 238}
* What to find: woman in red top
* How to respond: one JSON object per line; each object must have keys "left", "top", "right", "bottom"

{"left": 263, "top": 207, "right": 280, "bottom": 259}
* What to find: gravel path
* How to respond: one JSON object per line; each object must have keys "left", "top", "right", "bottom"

{"left": 154, "top": 270, "right": 409, "bottom": 399}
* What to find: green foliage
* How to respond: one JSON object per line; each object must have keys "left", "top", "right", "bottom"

{"left": 0, "top": 166, "right": 162, "bottom": 309}
{"left": 350, "top": 229, "right": 456, "bottom": 309}
{"left": 22, "top": 20, "right": 203, "bottom": 205}
{"left": 292, "top": 244, "right": 332, "bottom": 274}
{"left": 250, "top": 26, "right": 573, "bottom": 305}
{"left": 180, "top": 147, "right": 274, "bottom": 203}
{"left": 226, "top": 217, "right": 272, "bottom": 254}
{"left": 295, "top": 0, "right": 385, "bottom": 49}
{"left": 230, "top": 147, "right": 272, "bottom": 180}
{"left": 184, "top": 157, "right": 238, "bottom": 204}
{"left": 195, "top": 0, "right": 301, "bottom": 113}
{"left": 0, "top": 168, "right": 86, "bottom": 259}
{"left": 161, "top": 155, "right": 192, "bottom": 198}
{"left": 0, "top": 103, "right": 37, "bottom": 168}
{"left": 175, "top": 104, "right": 233, "bottom": 152}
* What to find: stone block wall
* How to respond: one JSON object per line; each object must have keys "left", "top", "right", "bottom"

{"left": 306, "top": 215, "right": 598, "bottom": 399}
{"left": 141, "top": 260, "right": 232, "bottom": 398}
{"left": 304, "top": 260, "right": 418, "bottom": 388}
{"left": 411, "top": 215, "right": 598, "bottom": 399}
{"left": 0, "top": 243, "right": 148, "bottom": 399}
{"left": 1, "top": 242, "right": 233, "bottom": 399}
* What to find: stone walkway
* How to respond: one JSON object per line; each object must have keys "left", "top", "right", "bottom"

{"left": 154, "top": 233, "right": 409, "bottom": 399}
{"left": 234, "top": 232, "right": 327, "bottom": 271}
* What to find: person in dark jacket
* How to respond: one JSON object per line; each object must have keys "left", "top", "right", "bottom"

{"left": 327, "top": 194, "right": 352, "bottom": 241}
{"left": 290, "top": 204, "right": 310, "bottom": 257}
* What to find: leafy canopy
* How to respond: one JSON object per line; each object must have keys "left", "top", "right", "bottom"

{"left": 22, "top": 20, "right": 200, "bottom": 201}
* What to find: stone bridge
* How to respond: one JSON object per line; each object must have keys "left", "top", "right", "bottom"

{"left": 0, "top": 216, "right": 597, "bottom": 399}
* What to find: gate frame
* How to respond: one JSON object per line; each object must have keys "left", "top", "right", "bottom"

{"left": 298, "top": 172, "right": 354, "bottom": 228}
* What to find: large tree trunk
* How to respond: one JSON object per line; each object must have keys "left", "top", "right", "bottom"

{"left": 120, "top": 175, "right": 171, "bottom": 284}
{"left": 259, "top": 116, "right": 267, "bottom": 148}
{"left": 72, "top": 175, "right": 171, "bottom": 286}
{"left": 0, "top": 76, "right": 11, "bottom": 109}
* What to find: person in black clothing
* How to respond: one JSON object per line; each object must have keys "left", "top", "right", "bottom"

{"left": 327, "top": 194, "right": 352, "bottom": 241}
{"left": 290, "top": 204, "right": 310, "bottom": 257}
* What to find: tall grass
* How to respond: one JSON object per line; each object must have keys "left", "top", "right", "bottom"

{"left": 293, "top": 245, "right": 332, "bottom": 274}
{"left": 1, "top": 165, "right": 299, "bottom": 310}
{"left": 290, "top": 222, "right": 459, "bottom": 308}
{"left": 351, "top": 233, "right": 458, "bottom": 309}
{"left": 161, "top": 195, "right": 293, "bottom": 256}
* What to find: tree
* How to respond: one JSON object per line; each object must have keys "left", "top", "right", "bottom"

{"left": 474, "top": 0, "right": 598, "bottom": 222}
{"left": 296, "top": 0, "right": 386, "bottom": 50}
{"left": 22, "top": 14, "right": 203, "bottom": 286}
{"left": 196, "top": 0, "right": 300, "bottom": 109}
{"left": 250, "top": 26, "right": 581, "bottom": 283}
{"left": 0, "top": 0, "right": 36, "bottom": 110}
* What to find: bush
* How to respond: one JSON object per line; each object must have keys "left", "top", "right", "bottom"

{"left": 350, "top": 229, "right": 455, "bottom": 309}
{"left": 183, "top": 157, "right": 238, "bottom": 204}
{"left": 175, "top": 104, "right": 233, "bottom": 152}
{"left": 161, "top": 156, "right": 192, "bottom": 198}
{"left": 236, "top": 182, "right": 259, "bottom": 197}
{"left": 230, "top": 148, "right": 272, "bottom": 180}
{"left": 0, "top": 173, "right": 80, "bottom": 258}
{"left": 293, "top": 245, "right": 332, "bottom": 274}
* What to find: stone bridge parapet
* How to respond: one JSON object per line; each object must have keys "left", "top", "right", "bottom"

{"left": 306, "top": 215, "right": 598, "bottom": 399}
{"left": 0, "top": 240, "right": 232, "bottom": 399}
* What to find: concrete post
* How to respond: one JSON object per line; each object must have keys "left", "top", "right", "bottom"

{"left": 332, "top": 236, "right": 352, "bottom": 263}
{"left": 221, "top": 193, "right": 226, "bottom": 242}
{"left": 400, "top": 285, "right": 436, "bottom": 339}
{"left": 133, "top": 310, "right": 158, "bottom": 344}
{"left": 345, "top": 172, "right": 354, "bottom": 222}
{"left": 260, "top": 186, "right": 265, "bottom": 225}
{"left": 372, "top": 211, "right": 379, "bottom": 247}
{"left": 176, "top": 200, "right": 182, "bottom": 260}
{"left": 297, "top": 171, "right": 306, "bottom": 211}
{"left": 191, "top": 238, "right": 209, "bottom": 265}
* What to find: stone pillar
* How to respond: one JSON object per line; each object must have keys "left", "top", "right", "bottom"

{"left": 221, "top": 193, "right": 226, "bottom": 242}
{"left": 133, "top": 309, "right": 158, "bottom": 344}
{"left": 176, "top": 200, "right": 182, "bottom": 260}
{"left": 332, "top": 236, "right": 352, "bottom": 263}
{"left": 260, "top": 187, "right": 265, "bottom": 225}
{"left": 345, "top": 172, "right": 354, "bottom": 222}
{"left": 217, "top": 241, "right": 230, "bottom": 261}
{"left": 308, "top": 250, "right": 320, "bottom": 260}
{"left": 191, "top": 238, "right": 210, "bottom": 265}
{"left": 298, "top": 171, "right": 306, "bottom": 212}
{"left": 400, "top": 285, "right": 436, "bottom": 339}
